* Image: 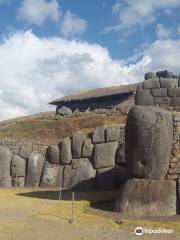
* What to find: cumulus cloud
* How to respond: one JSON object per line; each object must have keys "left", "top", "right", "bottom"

{"left": 156, "top": 24, "right": 171, "bottom": 39}
{"left": 106, "top": 0, "right": 180, "bottom": 32}
{"left": 17, "top": 0, "right": 60, "bottom": 26}
{"left": 60, "top": 11, "right": 87, "bottom": 38}
{"left": 0, "top": 30, "right": 180, "bottom": 121}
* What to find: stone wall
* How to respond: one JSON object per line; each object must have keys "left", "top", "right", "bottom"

{"left": 0, "top": 126, "right": 126, "bottom": 189}
{"left": 115, "top": 105, "right": 180, "bottom": 217}
{"left": 135, "top": 70, "right": 180, "bottom": 110}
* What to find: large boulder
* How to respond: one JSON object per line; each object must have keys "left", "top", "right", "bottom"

{"left": 11, "top": 154, "right": 26, "bottom": 177}
{"left": 60, "top": 137, "right": 72, "bottom": 165}
{"left": 46, "top": 145, "right": 60, "bottom": 164}
{"left": 93, "top": 142, "right": 117, "bottom": 169}
{"left": 144, "top": 72, "right": 156, "bottom": 80}
{"left": 63, "top": 158, "right": 96, "bottom": 189}
{"left": 19, "top": 141, "right": 33, "bottom": 159}
{"left": 12, "top": 177, "right": 25, "bottom": 187}
{"left": 96, "top": 166, "right": 127, "bottom": 190}
{"left": 92, "top": 126, "right": 105, "bottom": 143}
{"left": 135, "top": 86, "right": 154, "bottom": 106}
{"left": 125, "top": 106, "right": 173, "bottom": 179}
{"left": 0, "top": 146, "right": 12, "bottom": 187}
{"left": 115, "top": 179, "right": 176, "bottom": 217}
{"left": 26, "top": 152, "right": 45, "bottom": 187}
{"left": 106, "top": 127, "right": 119, "bottom": 142}
{"left": 72, "top": 133, "right": 86, "bottom": 158}
{"left": 116, "top": 143, "right": 125, "bottom": 165}
{"left": 40, "top": 161, "right": 63, "bottom": 188}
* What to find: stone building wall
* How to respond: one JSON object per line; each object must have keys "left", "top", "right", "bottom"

{"left": 0, "top": 126, "right": 126, "bottom": 189}
{"left": 135, "top": 70, "right": 180, "bottom": 110}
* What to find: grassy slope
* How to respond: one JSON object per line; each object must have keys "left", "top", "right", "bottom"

{"left": 0, "top": 111, "right": 126, "bottom": 145}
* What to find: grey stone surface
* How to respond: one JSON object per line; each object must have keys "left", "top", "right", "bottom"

{"left": 135, "top": 87, "right": 154, "bottom": 106}
{"left": 40, "top": 161, "right": 63, "bottom": 188}
{"left": 72, "top": 133, "right": 86, "bottom": 158}
{"left": 144, "top": 72, "right": 156, "bottom": 80}
{"left": 115, "top": 179, "right": 176, "bottom": 217}
{"left": 173, "top": 113, "right": 180, "bottom": 122}
{"left": 63, "top": 158, "right": 96, "bottom": 189}
{"left": 125, "top": 106, "right": 173, "bottom": 179}
{"left": 11, "top": 154, "right": 26, "bottom": 177}
{"left": 151, "top": 88, "right": 167, "bottom": 97}
{"left": 92, "top": 126, "right": 106, "bottom": 143}
{"left": 0, "top": 146, "right": 12, "bottom": 187}
{"left": 168, "top": 87, "right": 180, "bottom": 97}
{"left": 82, "top": 138, "right": 94, "bottom": 157}
{"left": 96, "top": 166, "right": 127, "bottom": 190}
{"left": 154, "top": 96, "right": 170, "bottom": 104}
{"left": 60, "top": 138, "right": 72, "bottom": 165}
{"left": 26, "top": 152, "right": 45, "bottom": 187}
{"left": 106, "top": 127, "right": 119, "bottom": 142}
{"left": 93, "top": 142, "right": 117, "bottom": 169}
{"left": 12, "top": 177, "right": 25, "bottom": 187}
{"left": 57, "top": 106, "right": 72, "bottom": 115}
{"left": 171, "top": 97, "right": 180, "bottom": 107}
{"left": 142, "top": 78, "right": 160, "bottom": 89}
{"left": 46, "top": 145, "right": 60, "bottom": 164}
{"left": 156, "top": 70, "right": 173, "bottom": 78}
{"left": 116, "top": 143, "right": 125, "bottom": 164}
{"left": 160, "top": 78, "right": 178, "bottom": 88}
{"left": 177, "top": 179, "right": 180, "bottom": 214}
{"left": 19, "top": 141, "right": 33, "bottom": 159}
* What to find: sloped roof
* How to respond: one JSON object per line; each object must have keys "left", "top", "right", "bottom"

{"left": 49, "top": 82, "right": 141, "bottom": 105}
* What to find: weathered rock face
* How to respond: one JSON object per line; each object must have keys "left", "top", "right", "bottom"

{"left": 12, "top": 177, "right": 25, "bottom": 187}
{"left": 40, "top": 161, "right": 63, "bottom": 187}
{"left": 11, "top": 154, "right": 26, "bottom": 177}
{"left": 106, "top": 127, "right": 119, "bottom": 142}
{"left": 19, "top": 141, "right": 33, "bottom": 159}
{"left": 82, "top": 138, "right": 94, "bottom": 157}
{"left": 144, "top": 72, "right": 156, "bottom": 80}
{"left": 177, "top": 179, "right": 180, "bottom": 214}
{"left": 125, "top": 106, "right": 173, "bottom": 179}
{"left": 92, "top": 126, "right": 105, "bottom": 143}
{"left": 96, "top": 166, "right": 127, "bottom": 190}
{"left": 0, "top": 146, "right": 12, "bottom": 187}
{"left": 93, "top": 142, "right": 117, "bottom": 169}
{"left": 26, "top": 152, "right": 45, "bottom": 187}
{"left": 72, "top": 133, "right": 86, "bottom": 158}
{"left": 60, "top": 137, "right": 72, "bottom": 165}
{"left": 46, "top": 145, "right": 60, "bottom": 164}
{"left": 63, "top": 158, "right": 96, "bottom": 189}
{"left": 115, "top": 179, "right": 176, "bottom": 217}
{"left": 116, "top": 143, "right": 125, "bottom": 165}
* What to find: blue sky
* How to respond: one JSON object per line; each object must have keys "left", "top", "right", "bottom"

{"left": 0, "top": 0, "right": 179, "bottom": 120}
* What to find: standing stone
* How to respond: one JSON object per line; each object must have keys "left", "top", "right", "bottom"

{"left": 63, "top": 158, "right": 96, "bottom": 189}
{"left": 92, "top": 126, "right": 105, "bottom": 143}
{"left": 40, "top": 161, "right": 63, "bottom": 188}
{"left": 11, "top": 154, "right": 26, "bottom": 177}
{"left": 82, "top": 138, "right": 94, "bottom": 157}
{"left": 19, "top": 141, "right": 33, "bottom": 159}
{"left": 60, "top": 137, "right": 72, "bottom": 165}
{"left": 46, "top": 145, "right": 60, "bottom": 164}
{"left": 115, "top": 179, "right": 176, "bottom": 217}
{"left": 0, "top": 146, "right": 12, "bottom": 187}
{"left": 12, "top": 177, "right": 25, "bottom": 187}
{"left": 26, "top": 152, "right": 45, "bottom": 187}
{"left": 142, "top": 78, "right": 160, "bottom": 89}
{"left": 96, "top": 166, "right": 127, "bottom": 190}
{"left": 125, "top": 106, "right": 173, "bottom": 179}
{"left": 93, "top": 142, "right": 117, "bottom": 169}
{"left": 106, "top": 127, "right": 119, "bottom": 142}
{"left": 72, "top": 133, "right": 86, "bottom": 158}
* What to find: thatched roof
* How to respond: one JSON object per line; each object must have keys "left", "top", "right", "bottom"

{"left": 49, "top": 83, "right": 141, "bottom": 105}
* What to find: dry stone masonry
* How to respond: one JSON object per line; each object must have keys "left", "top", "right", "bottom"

{"left": 136, "top": 70, "right": 180, "bottom": 110}
{"left": 0, "top": 126, "right": 125, "bottom": 190}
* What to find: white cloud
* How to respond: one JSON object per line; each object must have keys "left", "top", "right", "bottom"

{"left": 0, "top": 30, "right": 180, "bottom": 121}
{"left": 106, "top": 0, "right": 180, "bottom": 32}
{"left": 60, "top": 11, "right": 87, "bottom": 38}
{"left": 17, "top": 0, "right": 60, "bottom": 26}
{"left": 156, "top": 24, "right": 171, "bottom": 39}
{"left": 177, "top": 26, "right": 180, "bottom": 35}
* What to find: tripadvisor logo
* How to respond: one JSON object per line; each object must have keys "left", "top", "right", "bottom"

{"left": 135, "top": 227, "right": 144, "bottom": 236}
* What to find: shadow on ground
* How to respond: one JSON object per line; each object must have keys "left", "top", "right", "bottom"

{"left": 16, "top": 189, "right": 118, "bottom": 212}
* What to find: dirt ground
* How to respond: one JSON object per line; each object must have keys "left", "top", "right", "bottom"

{"left": 0, "top": 188, "right": 179, "bottom": 240}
